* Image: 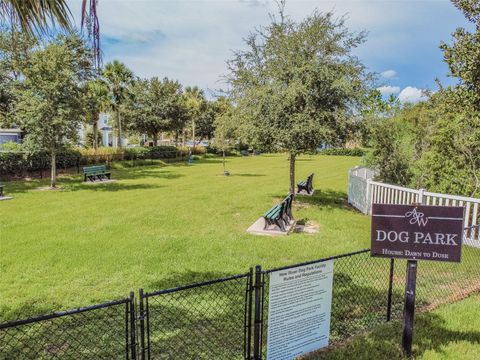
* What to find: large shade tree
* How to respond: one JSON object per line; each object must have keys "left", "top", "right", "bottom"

{"left": 15, "top": 35, "right": 92, "bottom": 188}
{"left": 227, "top": 4, "right": 370, "bottom": 193}
{"left": 127, "top": 77, "right": 186, "bottom": 144}
{"left": 103, "top": 60, "right": 133, "bottom": 149}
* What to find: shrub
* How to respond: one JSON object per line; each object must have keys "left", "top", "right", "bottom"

{"left": 0, "top": 149, "right": 81, "bottom": 175}
{"left": 318, "top": 148, "right": 365, "bottom": 156}
{"left": 0, "top": 152, "right": 25, "bottom": 174}
{"left": 205, "top": 145, "right": 238, "bottom": 156}
{"left": 124, "top": 147, "right": 150, "bottom": 160}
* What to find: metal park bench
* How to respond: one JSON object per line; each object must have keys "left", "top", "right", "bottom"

{"left": 297, "top": 173, "right": 314, "bottom": 195}
{"left": 263, "top": 193, "right": 295, "bottom": 232}
{"left": 83, "top": 165, "right": 111, "bottom": 183}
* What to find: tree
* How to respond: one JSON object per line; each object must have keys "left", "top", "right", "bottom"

{"left": 102, "top": 60, "right": 134, "bottom": 149}
{"left": 14, "top": 35, "right": 92, "bottom": 188}
{"left": 0, "top": 27, "right": 36, "bottom": 124}
{"left": 212, "top": 97, "right": 235, "bottom": 174}
{"left": 0, "top": 0, "right": 100, "bottom": 66}
{"left": 126, "top": 77, "right": 185, "bottom": 144}
{"left": 358, "top": 89, "right": 400, "bottom": 146}
{"left": 227, "top": 4, "right": 369, "bottom": 193}
{"left": 196, "top": 100, "right": 216, "bottom": 142}
{"left": 84, "top": 78, "right": 109, "bottom": 150}
{"left": 0, "top": 0, "right": 71, "bottom": 37}
{"left": 184, "top": 86, "right": 206, "bottom": 151}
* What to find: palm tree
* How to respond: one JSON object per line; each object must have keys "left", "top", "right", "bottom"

{"left": 85, "top": 78, "right": 109, "bottom": 150}
{"left": 0, "top": 0, "right": 100, "bottom": 66}
{"left": 184, "top": 86, "right": 205, "bottom": 152}
{"left": 102, "top": 60, "right": 133, "bottom": 149}
{"left": 0, "top": 0, "right": 71, "bottom": 36}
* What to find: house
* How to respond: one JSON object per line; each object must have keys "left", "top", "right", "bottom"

{"left": 0, "top": 128, "right": 22, "bottom": 145}
{"left": 79, "top": 113, "right": 128, "bottom": 148}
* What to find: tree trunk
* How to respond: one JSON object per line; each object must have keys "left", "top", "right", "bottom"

{"left": 223, "top": 150, "right": 226, "bottom": 173}
{"left": 289, "top": 152, "right": 296, "bottom": 194}
{"left": 192, "top": 119, "right": 196, "bottom": 153}
{"left": 153, "top": 133, "right": 158, "bottom": 146}
{"left": 50, "top": 151, "right": 57, "bottom": 188}
{"left": 182, "top": 128, "right": 186, "bottom": 147}
{"left": 93, "top": 113, "right": 98, "bottom": 151}
{"left": 175, "top": 131, "right": 179, "bottom": 146}
{"left": 116, "top": 109, "right": 122, "bottom": 148}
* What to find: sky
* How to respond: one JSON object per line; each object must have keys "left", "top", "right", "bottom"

{"left": 67, "top": 0, "right": 472, "bottom": 103}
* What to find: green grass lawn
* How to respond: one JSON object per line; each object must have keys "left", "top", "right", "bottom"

{"left": 1, "top": 154, "right": 370, "bottom": 320}
{"left": 308, "top": 292, "right": 480, "bottom": 360}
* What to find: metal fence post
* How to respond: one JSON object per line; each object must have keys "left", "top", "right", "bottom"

{"left": 246, "top": 267, "right": 254, "bottom": 360}
{"left": 253, "top": 265, "right": 263, "bottom": 360}
{"left": 139, "top": 289, "right": 146, "bottom": 360}
{"left": 129, "top": 292, "right": 137, "bottom": 360}
{"left": 386, "top": 258, "right": 395, "bottom": 321}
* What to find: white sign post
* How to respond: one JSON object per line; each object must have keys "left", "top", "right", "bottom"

{"left": 266, "top": 260, "right": 334, "bottom": 360}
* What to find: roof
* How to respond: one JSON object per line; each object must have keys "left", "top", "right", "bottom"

{"left": 0, "top": 129, "right": 22, "bottom": 134}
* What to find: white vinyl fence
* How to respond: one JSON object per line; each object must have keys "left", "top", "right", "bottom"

{"left": 348, "top": 166, "right": 480, "bottom": 248}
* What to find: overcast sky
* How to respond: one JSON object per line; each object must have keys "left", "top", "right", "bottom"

{"left": 68, "top": 0, "right": 471, "bottom": 102}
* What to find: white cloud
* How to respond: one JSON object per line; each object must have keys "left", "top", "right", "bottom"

{"left": 381, "top": 70, "right": 397, "bottom": 79}
{"left": 64, "top": 0, "right": 469, "bottom": 94}
{"left": 398, "top": 86, "right": 428, "bottom": 103}
{"left": 377, "top": 86, "right": 400, "bottom": 96}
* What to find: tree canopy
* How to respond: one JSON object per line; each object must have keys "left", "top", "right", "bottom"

{"left": 227, "top": 5, "right": 370, "bottom": 192}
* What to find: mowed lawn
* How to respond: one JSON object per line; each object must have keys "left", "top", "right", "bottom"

{"left": 0, "top": 154, "right": 367, "bottom": 320}
{"left": 309, "top": 292, "right": 480, "bottom": 360}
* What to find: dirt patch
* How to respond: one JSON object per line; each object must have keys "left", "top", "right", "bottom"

{"left": 36, "top": 186, "right": 64, "bottom": 191}
{"left": 294, "top": 220, "right": 320, "bottom": 234}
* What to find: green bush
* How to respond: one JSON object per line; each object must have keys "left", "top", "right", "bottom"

{"left": 124, "top": 147, "right": 150, "bottom": 160}
{"left": 0, "top": 149, "right": 81, "bottom": 175}
{"left": 205, "top": 145, "right": 238, "bottom": 156}
{"left": 318, "top": 148, "right": 365, "bottom": 156}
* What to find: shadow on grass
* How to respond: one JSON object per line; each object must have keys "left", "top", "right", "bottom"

{"left": 71, "top": 182, "right": 162, "bottom": 192}
{"left": 294, "top": 189, "right": 354, "bottom": 212}
{"left": 230, "top": 173, "right": 266, "bottom": 177}
{"left": 146, "top": 270, "right": 244, "bottom": 292}
{"left": 308, "top": 311, "right": 480, "bottom": 360}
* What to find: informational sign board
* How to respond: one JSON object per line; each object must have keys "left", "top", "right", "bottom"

{"left": 371, "top": 204, "right": 464, "bottom": 262}
{"left": 266, "top": 260, "right": 334, "bottom": 360}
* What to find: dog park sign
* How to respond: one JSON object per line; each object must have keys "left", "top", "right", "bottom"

{"left": 371, "top": 204, "right": 464, "bottom": 262}
{"left": 371, "top": 203, "right": 465, "bottom": 357}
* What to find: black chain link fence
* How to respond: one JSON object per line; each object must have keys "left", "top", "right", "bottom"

{"left": 1, "top": 240, "right": 479, "bottom": 360}
{"left": 139, "top": 273, "right": 251, "bottom": 360}
{"left": 0, "top": 297, "right": 135, "bottom": 360}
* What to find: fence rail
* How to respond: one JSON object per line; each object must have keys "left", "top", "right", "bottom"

{"left": 0, "top": 297, "right": 135, "bottom": 360}
{"left": 348, "top": 166, "right": 480, "bottom": 247}
{"left": 1, "top": 244, "right": 479, "bottom": 359}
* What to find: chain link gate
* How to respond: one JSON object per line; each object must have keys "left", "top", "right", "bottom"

{"left": 138, "top": 272, "right": 254, "bottom": 360}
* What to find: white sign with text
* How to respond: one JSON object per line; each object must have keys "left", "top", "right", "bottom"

{"left": 266, "top": 260, "right": 334, "bottom": 360}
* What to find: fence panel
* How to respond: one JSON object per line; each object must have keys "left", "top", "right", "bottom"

{"left": 140, "top": 273, "right": 252, "bottom": 360}
{"left": 0, "top": 298, "right": 134, "bottom": 360}
{"left": 348, "top": 167, "right": 480, "bottom": 247}
{"left": 259, "top": 250, "right": 402, "bottom": 358}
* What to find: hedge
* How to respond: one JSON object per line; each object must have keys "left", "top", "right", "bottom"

{"left": 0, "top": 146, "right": 189, "bottom": 175}
{"left": 0, "top": 150, "right": 81, "bottom": 175}
{"left": 318, "top": 148, "right": 365, "bottom": 156}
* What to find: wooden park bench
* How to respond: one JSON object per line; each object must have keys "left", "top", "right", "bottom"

{"left": 297, "top": 173, "right": 314, "bottom": 195}
{"left": 83, "top": 165, "right": 111, "bottom": 183}
{"left": 263, "top": 193, "right": 295, "bottom": 232}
